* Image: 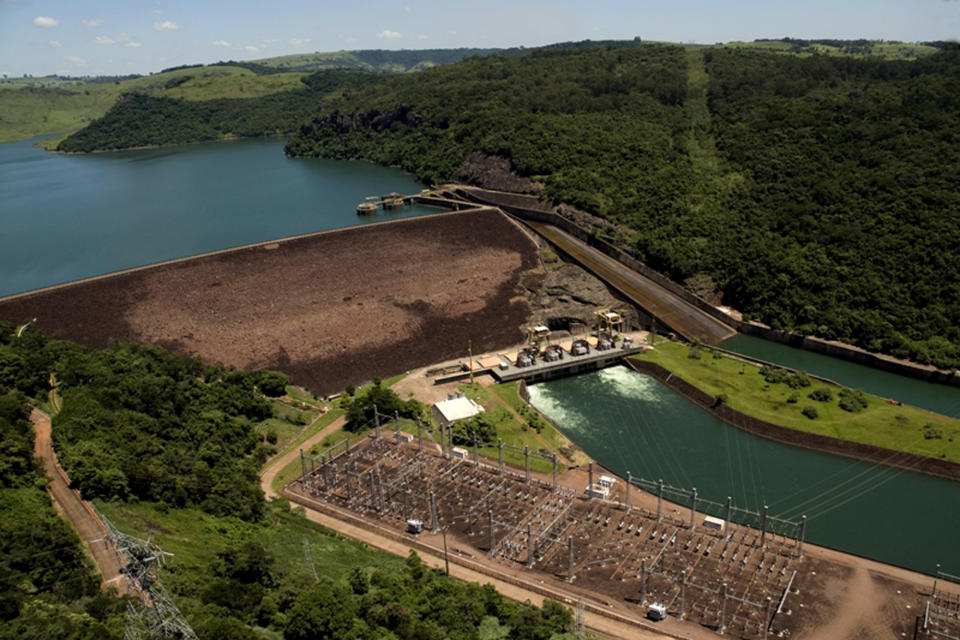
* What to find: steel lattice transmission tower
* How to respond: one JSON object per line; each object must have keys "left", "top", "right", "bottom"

{"left": 101, "top": 515, "right": 198, "bottom": 640}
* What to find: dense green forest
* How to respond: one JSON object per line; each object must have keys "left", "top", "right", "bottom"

{"left": 285, "top": 43, "right": 960, "bottom": 369}
{"left": 56, "top": 69, "right": 385, "bottom": 152}
{"left": 0, "top": 322, "right": 574, "bottom": 638}
{"left": 0, "top": 390, "right": 125, "bottom": 636}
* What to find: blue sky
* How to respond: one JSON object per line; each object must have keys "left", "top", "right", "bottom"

{"left": 1, "top": 0, "right": 958, "bottom": 77}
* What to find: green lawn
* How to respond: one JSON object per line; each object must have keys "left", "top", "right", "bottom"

{"left": 459, "top": 381, "right": 588, "bottom": 470}
{"left": 634, "top": 342, "right": 960, "bottom": 463}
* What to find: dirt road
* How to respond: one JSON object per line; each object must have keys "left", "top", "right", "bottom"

{"left": 261, "top": 416, "right": 346, "bottom": 500}
{"left": 31, "top": 409, "right": 127, "bottom": 591}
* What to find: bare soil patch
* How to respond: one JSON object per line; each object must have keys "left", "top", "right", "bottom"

{"left": 0, "top": 210, "right": 539, "bottom": 395}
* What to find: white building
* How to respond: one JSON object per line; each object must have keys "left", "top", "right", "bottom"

{"left": 432, "top": 393, "right": 484, "bottom": 428}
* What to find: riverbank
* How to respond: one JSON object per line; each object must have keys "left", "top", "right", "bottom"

{"left": 626, "top": 343, "right": 960, "bottom": 481}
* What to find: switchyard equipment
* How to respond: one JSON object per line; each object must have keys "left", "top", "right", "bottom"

{"left": 287, "top": 430, "right": 808, "bottom": 640}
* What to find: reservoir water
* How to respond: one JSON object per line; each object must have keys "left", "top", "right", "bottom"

{"left": 528, "top": 366, "right": 959, "bottom": 575}
{"left": 0, "top": 136, "right": 433, "bottom": 298}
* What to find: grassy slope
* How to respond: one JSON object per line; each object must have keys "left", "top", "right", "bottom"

{"left": 724, "top": 40, "right": 940, "bottom": 59}
{"left": 634, "top": 341, "right": 960, "bottom": 462}
{"left": 94, "top": 499, "right": 407, "bottom": 611}
{"left": 0, "top": 66, "right": 305, "bottom": 146}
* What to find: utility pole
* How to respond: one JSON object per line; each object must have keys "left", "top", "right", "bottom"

{"left": 726, "top": 496, "right": 733, "bottom": 538}
{"left": 680, "top": 569, "right": 687, "bottom": 619}
{"left": 374, "top": 404, "right": 381, "bottom": 438}
{"left": 567, "top": 537, "right": 575, "bottom": 582}
{"left": 626, "top": 470, "right": 631, "bottom": 512}
{"left": 761, "top": 504, "right": 768, "bottom": 547}
{"left": 430, "top": 491, "right": 439, "bottom": 533}
{"left": 442, "top": 528, "right": 450, "bottom": 576}
{"left": 691, "top": 487, "right": 697, "bottom": 530}
{"left": 498, "top": 439, "right": 504, "bottom": 475}
{"left": 468, "top": 340, "right": 474, "bottom": 383}
{"left": 299, "top": 449, "right": 308, "bottom": 490}
{"left": 798, "top": 515, "right": 807, "bottom": 558}
{"left": 524, "top": 445, "right": 530, "bottom": 483}
{"left": 657, "top": 478, "right": 664, "bottom": 521}
{"left": 552, "top": 454, "right": 558, "bottom": 492}
{"left": 488, "top": 509, "right": 495, "bottom": 556}
{"left": 720, "top": 582, "right": 728, "bottom": 634}
{"left": 640, "top": 558, "right": 647, "bottom": 604}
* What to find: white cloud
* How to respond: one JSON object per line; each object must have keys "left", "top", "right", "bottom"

{"left": 212, "top": 40, "right": 231, "bottom": 47}
{"left": 417, "top": 34, "right": 428, "bottom": 40}
{"left": 125, "top": 41, "right": 142, "bottom": 48}
{"left": 378, "top": 29, "right": 402, "bottom": 39}
{"left": 289, "top": 37, "right": 311, "bottom": 46}
{"left": 33, "top": 16, "right": 58, "bottom": 28}
{"left": 65, "top": 55, "right": 86, "bottom": 65}
{"left": 94, "top": 35, "right": 115, "bottom": 45}
{"left": 341, "top": 34, "right": 358, "bottom": 45}
{"left": 153, "top": 20, "right": 179, "bottom": 31}
{"left": 81, "top": 18, "right": 103, "bottom": 27}
{"left": 245, "top": 45, "right": 259, "bottom": 52}
{"left": 48, "top": 40, "right": 62, "bottom": 48}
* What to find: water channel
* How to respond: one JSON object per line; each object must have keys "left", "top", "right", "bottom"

{"left": 528, "top": 365, "right": 959, "bottom": 575}
{"left": 0, "top": 136, "right": 433, "bottom": 298}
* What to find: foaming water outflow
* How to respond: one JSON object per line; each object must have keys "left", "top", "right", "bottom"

{"left": 529, "top": 366, "right": 960, "bottom": 574}
{"left": 595, "top": 365, "right": 667, "bottom": 404}
{"left": 526, "top": 384, "right": 591, "bottom": 436}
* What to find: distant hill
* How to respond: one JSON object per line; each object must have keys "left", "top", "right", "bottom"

{"left": 248, "top": 47, "right": 505, "bottom": 73}
{"left": 0, "top": 48, "right": 503, "bottom": 145}
{"left": 727, "top": 38, "right": 943, "bottom": 59}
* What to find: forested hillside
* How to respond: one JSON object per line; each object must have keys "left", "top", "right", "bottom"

{"left": 0, "top": 323, "right": 574, "bottom": 638}
{"left": 286, "top": 44, "right": 960, "bottom": 368}
{"left": 56, "top": 69, "right": 384, "bottom": 152}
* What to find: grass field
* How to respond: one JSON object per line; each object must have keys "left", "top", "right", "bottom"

{"left": 94, "top": 499, "right": 406, "bottom": 607}
{"left": 0, "top": 66, "right": 306, "bottom": 146}
{"left": 634, "top": 342, "right": 960, "bottom": 463}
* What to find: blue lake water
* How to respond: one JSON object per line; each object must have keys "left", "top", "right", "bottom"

{"left": 0, "top": 136, "right": 433, "bottom": 298}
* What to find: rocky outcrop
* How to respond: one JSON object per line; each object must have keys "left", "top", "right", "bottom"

{"left": 451, "top": 152, "right": 543, "bottom": 195}
{"left": 523, "top": 261, "right": 639, "bottom": 332}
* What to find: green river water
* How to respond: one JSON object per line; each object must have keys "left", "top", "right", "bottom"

{"left": 528, "top": 365, "right": 959, "bottom": 575}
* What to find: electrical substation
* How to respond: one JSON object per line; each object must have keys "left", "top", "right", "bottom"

{"left": 287, "top": 411, "right": 809, "bottom": 639}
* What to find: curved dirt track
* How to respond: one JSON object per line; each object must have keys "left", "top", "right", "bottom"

{"left": 0, "top": 209, "right": 539, "bottom": 395}
{"left": 31, "top": 409, "right": 127, "bottom": 591}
